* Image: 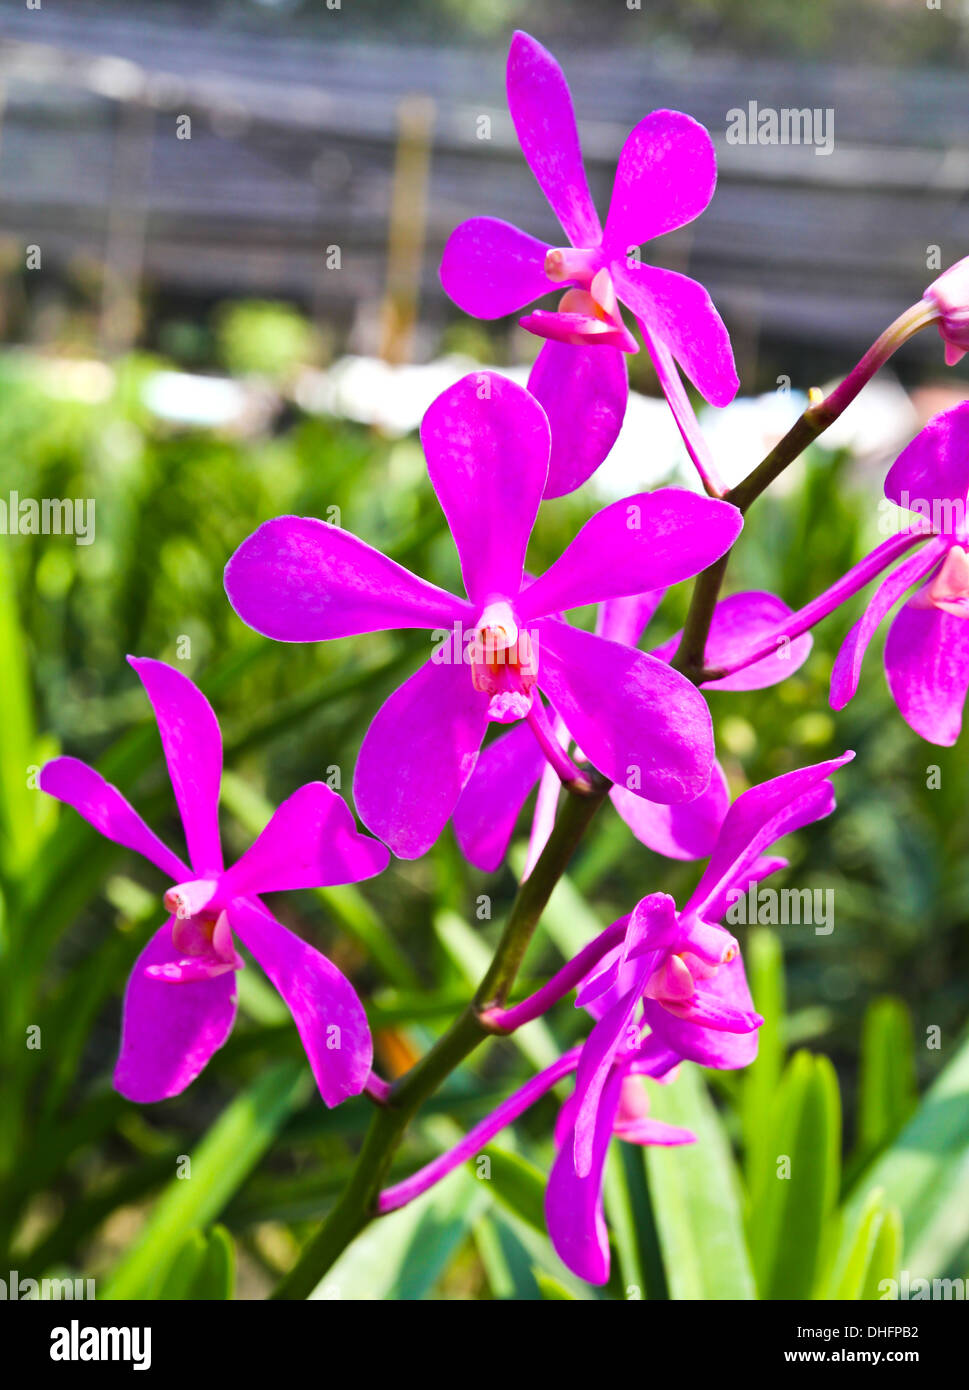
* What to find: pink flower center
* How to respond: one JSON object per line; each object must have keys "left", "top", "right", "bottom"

{"left": 470, "top": 600, "right": 538, "bottom": 723}
{"left": 643, "top": 939, "right": 738, "bottom": 1019}
{"left": 918, "top": 545, "right": 969, "bottom": 618}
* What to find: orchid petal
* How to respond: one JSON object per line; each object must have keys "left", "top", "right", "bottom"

{"left": 830, "top": 538, "right": 946, "bottom": 710}
{"left": 884, "top": 401, "right": 969, "bottom": 529}
{"left": 684, "top": 754, "right": 854, "bottom": 924}
{"left": 451, "top": 722, "right": 545, "bottom": 873}
{"left": 518, "top": 490, "right": 742, "bottom": 620}
{"left": 229, "top": 899, "right": 371, "bottom": 1107}
{"left": 617, "top": 263, "right": 738, "bottom": 406}
{"left": 221, "top": 783, "right": 389, "bottom": 899}
{"left": 354, "top": 657, "right": 490, "bottom": 860}
{"left": 114, "top": 920, "right": 237, "bottom": 1102}
{"left": 39, "top": 756, "right": 189, "bottom": 883}
{"left": 537, "top": 622, "right": 715, "bottom": 804}
{"left": 609, "top": 759, "right": 729, "bottom": 860}
{"left": 527, "top": 341, "right": 627, "bottom": 498}
{"left": 439, "top": 217, "right": 556, "bottom": 318}
{"left": 506, "top": 31, "right": 602, "bottom": 248}
{"left": 603, "top": 110, "right": 717, "bottom": 254}
{"left": 884, "top": 596, "right": 969, "bottom": 746}
{"left": 645, "top": 953, "right": 760, "bottom": 1070}
{"left": 127, "top": 657, "right": 223, "bottom": 876}
{"left": 224, "top": 515, "right": 468, "bottom": 642}
{"left": 545, "top": 1069, "right": 623, "bottom": 1286}
{"left": 652, "top": 591, "right": 814, "bottom": 690}
{"left": 421, "top": 373, "right": 550, "bottom": 606}
{"left": 572, "top": 895, "right": 676, "bottom": 1176}
{"left": 596, "top": 590, "right": 666, "bottom": 648}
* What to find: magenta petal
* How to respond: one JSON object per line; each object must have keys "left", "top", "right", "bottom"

{"left": 830, "top": 539, "right": 946, "bottom": 710}
{"left": 518, "top": 489, "right": 742, "bottom": 620}
{"left": 703, "top": 591, "right": 813, "bottom": 690}
{"left": 222, "top": 783, "right": 389, "bottom": 898}
{"left": 39, "top": 756, "right": 189, "bottom": 882}
{"left": 114, "top": 920, "right": 237, "bottom": 1102}
{"left": 604, "top": 110, "right": 717, "bottom": 252}
{"left": 613, "top": 1117, "right": 695, "bottom": 1146}
{"left": 617, "top": 263, "right": 738, "bottom": 406}
{"left": 610, "top": 760, "right": 729, "bottom": 860}
{"left": 439, "top": 217, "right": 556, "bottom": 318}
{"left": 884, "top": 402, "right": 969, "bottom": 530}
{"left": 451, "top": 723, "right": 545, "bottom": 873}
{"left": 537, "top": 622, "right": 715, "bottom": 803}
{"left": 685, "top": 753, "right": 854, "bottom": 923}
{"left": 546, "top": 1069, "right": 623, "bottom": 1286}
{"left": 225, "top": 515, "right": 467, "bottom": 642}
{"left": 506, "top": 31, "right": 602, "bottom": 248}
{"left": 420, "top": 373, "right": 550, "bottom": 606}
{"left": 519, "top": 308, "right": 638, "bottom": 353}
{"left": 596, "top": 590, "right": 666, "bottom": 648}
{"left": 645, "top": 953, "right": 760, "bottom": 1070}
{"left": 527, "top": 341, "right": 628, "bottom": 498}
{"left": 884, "top": 597, "right": 969, "bottom": 745}
{"left": 229, "top": 899, "right": 371, "bottom": 1107}
{"left": 653, "top": 591, "right": 813, "bottom": 691}
{"left": 354, "top": 657, "right": 490, "bottom": 860}
{"left": 127, "top": 657, "right": 223, "bottom": 876}
{"left": 639, "top": 322, "right": 725, "bottom": 492}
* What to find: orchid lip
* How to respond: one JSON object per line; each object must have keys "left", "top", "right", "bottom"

{"left": 163, "top": 877, "right": 219, "bottom": 921}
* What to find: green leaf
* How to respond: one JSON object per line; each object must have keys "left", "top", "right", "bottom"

{"left": 101, "top": 1061, "right": 308, "bottom": 1299}
{"left": 645, "top": 1062, "right": 757, "bottom": 1299}
{"left": 155, "top": 1231, "right": 207, "bottom": 1300}
{"left": 859, "top": 1206, "right": 902, "bottom": 1301}
{"left": 475, "top": 1145, "right": 547, "bottom": 1237}
{"left": 740, "top": 928, "right": 786, "bottom": 1185}
{"left": 534, "top": 1269, "right": 578, "bottom": 1299}
{"left": 841, "top": 1027, "right": 969, "bottom": 1279}
{"left": 855, "top": 996, "right": 917, "bottom": 1167}
{"left": 747, "top": 1051, "right": 841, "bottom": 1299}
{"left": 193, "top": 1226, "right": 236, "bottom": 1300}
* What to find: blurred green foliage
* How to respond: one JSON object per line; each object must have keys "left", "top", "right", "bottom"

{"left": 1, "top": 332, "right": 968, "bottom": 1299}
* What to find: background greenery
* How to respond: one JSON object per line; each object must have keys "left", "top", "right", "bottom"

{"left": 1, "top": 301, "right": 968, "bottom": 1299}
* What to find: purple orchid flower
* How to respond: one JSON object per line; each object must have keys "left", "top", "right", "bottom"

{"left": 453, "top": 586, "right": 813, "bottom": 874}
{"left": 547, "top": 1045, "right": 694, "bottom": 1287}
{"left": 439, "top": 31, "right": 738, "bottom": 496}
{"left": 39, "top": 657, "right": 388, "bottom": 1105}
{"left": 224, "top": 372, "right": 742, "bottom": 860}
{"left": 831, "top": 402, "right": 969, "bottom": 745}
{"left": 510, "top": 750, "right": 852, "bottom": 1283}
{"left": 923, "top": 256, "right": 969, "bottom": 366}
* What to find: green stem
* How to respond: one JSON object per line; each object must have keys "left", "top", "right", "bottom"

{"left": 271, "top": 771, "right": 610, "bottom": 1299}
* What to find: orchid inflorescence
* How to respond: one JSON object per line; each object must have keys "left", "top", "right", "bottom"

{"left": 40, "top": 31, "right": 969, "bottom": 1290}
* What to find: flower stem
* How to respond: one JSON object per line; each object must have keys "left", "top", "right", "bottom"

{"left": 270, "top": 770, "right": 610, "bottom": 1299}
{"left": 673, "top": 299, "right": 937, "bottom": 677}
{"left": 378, "top": 1048, "right": 581, "bottom": 1214}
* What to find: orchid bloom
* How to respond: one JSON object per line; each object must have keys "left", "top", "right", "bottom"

{"left": 39, "top": 657, "right": 388, "bottom": 1105}
{"left": 453, "top": 586, "right": 813, "bottom": 874}
{"left": 923, "top": 256, "right": 969, "bottom": 366}
{"left": 439, "top": 31, "right": 738, "bottom": 496}
{"left": 225, "top": 372, "right": 742, "bottom": 860}
{"left": 831, "top": 402, "right": 969, "bottom": 745}
{"left": 535, "top": 750, "right": 852, "bottom": 1282}
{"left": 547, "top": 1046, "right": 694, "bottom": 1286}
